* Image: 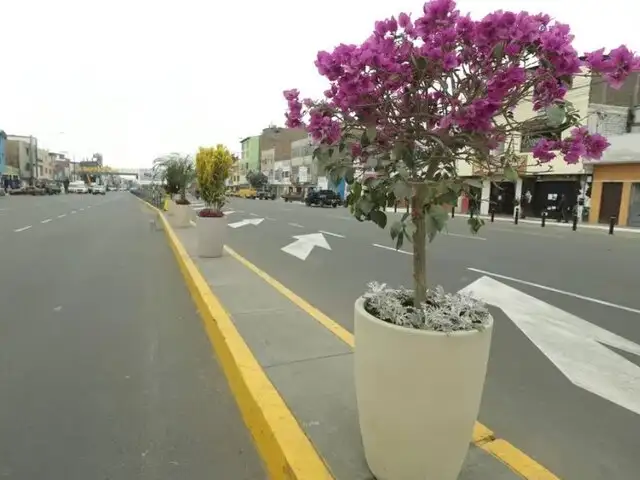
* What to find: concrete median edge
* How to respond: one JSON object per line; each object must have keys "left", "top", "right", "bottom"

{"left": 137, "top": 197, "right": 334, "bottom": 480}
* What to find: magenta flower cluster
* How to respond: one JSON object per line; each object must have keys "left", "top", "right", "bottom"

{"left": 283, "top": 0, "right": 640, "bottom": 165}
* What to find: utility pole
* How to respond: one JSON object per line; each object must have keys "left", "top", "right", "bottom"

{"left": 34, "top": 137, "right": 39, "bottom": 183}
{"left": 29, "top": 136, "right": 34, "bottom": 186}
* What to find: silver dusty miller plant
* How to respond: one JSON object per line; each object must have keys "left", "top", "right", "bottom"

{"left": 364, "top": 282, "right": 490, "bottom": 333}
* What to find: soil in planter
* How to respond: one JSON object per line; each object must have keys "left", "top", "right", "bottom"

{"left": 364, "top": 284, "right": 490, "bottom": 333}
{"left": 175, "top": 198, "right": 191, "bottom": 205}
{"left": 198, "top": 208, "right": 224, "bottom": 218}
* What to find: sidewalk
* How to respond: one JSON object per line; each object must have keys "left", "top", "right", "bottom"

{"left": 168, "top": 221, "right": 525, "bottom": 479}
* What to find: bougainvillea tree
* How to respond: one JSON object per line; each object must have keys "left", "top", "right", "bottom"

{"left": 284, "top": 0, "right": 640, "bottom": 308}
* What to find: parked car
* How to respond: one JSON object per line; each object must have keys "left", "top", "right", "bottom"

{"left": 282, "top": 191, "right": 305, "bottom": 202}
{"left": 39, "top": 181, "right": 61, "bottom": 195}
{"left": 69, "top": 181, "right": 89, "bottom": 194}
{"left": 256, "top": 186, "right": 276, "bottom": 200}
{"left": 26, "top": 186, "right": 46, "bottom": 196}
{"left": 92, "top": 184, "right": 106, "bottom": 195}
{"left": 238, "top": 187, "right": 257, "bottom": 199}
{"left": 305, "top": 189, "right": 342, "bottom": 208}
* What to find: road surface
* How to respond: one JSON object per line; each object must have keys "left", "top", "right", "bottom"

{"left": 0, "top": 193, "right": 264, "bottom": 480}
{"left": 216, "top": 196, "right": 640, "bottom": 480}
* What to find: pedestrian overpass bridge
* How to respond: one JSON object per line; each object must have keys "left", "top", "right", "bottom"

{"left": 76, "top": 166, "right": 155, "bottom": 180}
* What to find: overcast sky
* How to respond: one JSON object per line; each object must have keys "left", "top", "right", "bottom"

{"left": 0, "top": 0, "right": 635, "bottom": 168}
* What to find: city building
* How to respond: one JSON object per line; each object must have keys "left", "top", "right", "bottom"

{"left": 50, "top": 152, "right": 71, "bottom": 180}
{"left": 6, "top": 134, "right": 38, "bottom": 185}
{"left": 269, "top": 136, "right": 347, "bottom": 198}
{"left": 0, "top": 129, "right": 6, "bottom": 184}
{"left": 456, "top": 71, "right": 640, "bottom": 219}
{"left": 584, "top": 124, "right": 640, "bottom": 227}
{"left": 231, "top": 126, "right": 307, "bottom": 186}
{"left": 38, "top": 148, "right": 54, "bottom": 180}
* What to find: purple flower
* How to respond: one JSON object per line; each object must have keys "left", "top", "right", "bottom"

{"left": 283, "top": 0, "right": 640, "bottom": 169}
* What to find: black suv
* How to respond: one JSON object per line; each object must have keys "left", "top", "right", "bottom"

{"left": 305, "top": 189, "right": 341, "bottom": 208}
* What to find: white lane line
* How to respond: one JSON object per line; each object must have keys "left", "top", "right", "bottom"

{"left": 319, "top": 230, "right": 345, "bottom": 238}
{"left": 41, "top": 218, "right": 52, "bottom": 224}
{"left": 446, "top": 232, "right": 487, "bottom": 240}
{"left": 14, "top": 225, "right": 32, "bottom": 232}
{"left": 288, "top": 222, "right": 304, "bottom": 228}
{"left": 467, "top": 267, "right": 640, "bottom": 315}
{"left": 71, "top": 210, "right": 77, "bottom": 214}
{"left": 86, "top": 206, "right": 91, "bottom": 209}
{"left": 249, "top": 213, "right": 259, "bottom": 217}
{"left": 266, "top": 217, "right": 277, "bottom": 221}
{"left": 79, "top": 208, "right": 85, "bottom": 211}
{"left": 236, "top": 209, "right": 245, "bottom": 213}
{"left": 373, "top": 243, "right": 413, "bottom": 255}
{"left": 58, "top": 214, "right": 66, "bottom": 218}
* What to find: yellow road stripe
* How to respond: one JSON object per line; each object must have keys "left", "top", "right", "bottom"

{"left": 138, "top": 198, "right": 333, "bottom": 480}
{"left": 139, "top": 195, "right": 560, "bottom": 480}
{"left": 224, "top": 245, "right": 562, "bottom": 480}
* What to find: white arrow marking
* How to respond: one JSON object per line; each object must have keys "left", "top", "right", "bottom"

{"left": 461, "top": 276, "right": 640, "bottom": 416}
{"left": 223, "top": 210, "right": 235, "bottom": 216}
{"left": 228, "top": 218, "right": 264, "bottom": 228}
{"left": 281, "top": 233, "right": 332, "bottom": 260}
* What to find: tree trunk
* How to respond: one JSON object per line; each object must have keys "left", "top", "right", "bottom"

{"left": 411, "top": 185, "right": 428, "bottom": 307}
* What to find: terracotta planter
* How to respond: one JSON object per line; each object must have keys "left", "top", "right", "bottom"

{"left": 196, "top": 214, "right": 227, "bottom": 258}
{"left": 354, "top": 297, "right": 493, "bottom": 480}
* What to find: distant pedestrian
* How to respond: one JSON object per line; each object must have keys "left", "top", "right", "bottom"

{"left": 557, "top": 194, "right": 568, "bottom": 223}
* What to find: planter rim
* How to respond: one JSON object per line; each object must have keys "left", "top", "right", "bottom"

{"left": 355, "top": 296, "right": 493, "bottom": 337}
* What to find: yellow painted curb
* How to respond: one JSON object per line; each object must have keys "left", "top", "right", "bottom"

{"left": 224, "top": 244, "right": 562, "bottom": 480}
{"left": 137, "top": 197, "right": 333, "bottom": 480}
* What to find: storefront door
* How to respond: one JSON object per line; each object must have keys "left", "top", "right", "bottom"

{"left": 628, "top": 183, "right": 640, "bottom": 227}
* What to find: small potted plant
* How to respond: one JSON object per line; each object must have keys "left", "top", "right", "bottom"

{"left": 195, "top": 144, "right": 234, "bottom": 258}
{"left": 154, "top": 156, "right": 182, "bottom": 216}
{"left": 159, "top": 154, "right": 195, "bottom": 228}
{"left": 283, "top": 1, "right": 635, "bottom": 478}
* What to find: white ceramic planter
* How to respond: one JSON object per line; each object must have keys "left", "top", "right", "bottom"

{"left": 196, "top": 214, "right": 227, "bottom": 258}
{"left": 171, "top": 203, "right": 192, "bottom": 229}
{"left": 354, "top": 297, "right": 493, "bottom": 480}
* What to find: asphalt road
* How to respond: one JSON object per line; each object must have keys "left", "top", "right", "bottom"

{"left": 218, "top": 196, "right": 640, "bottom": 480}
{"left": 0, "top": 193, "right": 264, "bottom": 480}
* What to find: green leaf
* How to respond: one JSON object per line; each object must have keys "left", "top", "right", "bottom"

{"left": 390, "top": 220, "right": 402, "bottom": 239}
{"left": 360, "top": 130, "right": 370, "bottom": 148}
{"left": 393, "top": 179, "right": 412, "bottom": 200}
{"left": 425, "top": 215, "right": 440, "bottom": 243}
{"left": 413, "top": 56, "right": 427, "bottom": 71}
{"left": 345, "top": 167, "right": 355, "bottom": 184}
{"left": 358, "top": 197, "right": 374, "bottom": 215}
{"left": 467, "top": 216, "right": 485, "bottom": 234}
{"left": 545, "top": 104, "right": 566, "bottom": 127}
{"left": 369, "top": 210, "right": 387, "bottom": 229}
{"left": 503, "top": 164, "right": 519, "bottom": 182}
{"left": 492, "top": 42, "right": 505, "bottom": 60}
{"left": 339, "top": 142, "right": 346, "bottom": 153}
{"left": 395, "top": 232, "right": 405, "bottom": 251}
{"left": 403, "top": 220, "right": 416, "bottom": 241}
{"left": 428, "top": 205, "right": 449, "bottom": 231}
